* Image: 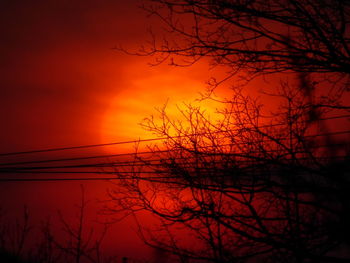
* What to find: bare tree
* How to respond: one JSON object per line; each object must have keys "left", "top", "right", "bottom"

{"left": 127, "top": 0, "right": 350, "bottom": 92}
{"left": 53, "top": 185, "right": 113, "bottom": 263}
{"left": 109, "top": 1, "right": 350, "bottom": 262}
{"left": 0, "top": 188, "right": 116, "bottom": 263}
{"left": 108, "top": 83, "right": 350, "bottom": 263}
{"left": 0, "top": 206, "right": 33, "bottom": 263}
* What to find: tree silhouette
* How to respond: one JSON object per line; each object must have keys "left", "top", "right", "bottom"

{"left": 130, "top": 0, "right": 350, "bottom": 91}
{"left": 0, "top": 188, "right": 116, "bottom": 263}
{"left": 108, "top": 85, "right": 349, "bottom": 262}
{"left": 110, "top": 0, "right": 350, "bottom": 262}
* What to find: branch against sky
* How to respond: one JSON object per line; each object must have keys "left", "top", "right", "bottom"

{"left": 108, "top": 84, "right": 350, "bottom": 263}
{"left": 124, "top": 0, "right": 350, "bottom": 92}
{"left": 107, "top": 1, "right": 350, "bottom": 262}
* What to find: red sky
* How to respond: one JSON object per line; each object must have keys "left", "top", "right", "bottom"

{"left": 0, "top": 1, "right": 227, "bottom": 260}
{"left": 1, "top": 0, "right": 140, "bottom": 152}
{"left": 1, "top": 0, "right": 347, "bottom": 153}
{"left": 0, "top": 0, "right": 227, "bottom": 154}
{"left": 1, "top": 1, "right": 348, "bottom": 261}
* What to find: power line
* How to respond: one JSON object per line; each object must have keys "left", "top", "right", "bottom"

{"left": 0, "top": 150, "right": 166, "bottom": 167}
{"left": 1, "top": 148, "right": 347, "bottom": 172}
{"left": 0, "top": 153, "right": 348, "bottom": 183}
{"left": 0, "top": 137, "right": 164, "bottom": 157}
{"left": 1, "top": 129, "right": 349, "bottom": 167}
{"left": 0, "top": 171, "right": 169, "bottom": 174}
{"left": 0, "top": 175, "right": 182, "bottom": 182}
{"left": 0, "top": 159, "right": 348, "bottom": 183}
{"left": 1, "top": 114, "right": 349, "bottom": 157}
{"left": 0, "top": 177, "right": 119, "bottom": 182}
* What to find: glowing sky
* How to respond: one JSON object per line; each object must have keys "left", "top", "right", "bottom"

{"left": 0, "top": 0, "right": 166, "bottom": 152}
{"left": 1, "top": 2, "right": 349, "bottom": 262}
{"left": 0, "top": 0, "right": 253, "bottom": 153}
{"left": 0, "top": 2, "right": 228, "bottom": 258}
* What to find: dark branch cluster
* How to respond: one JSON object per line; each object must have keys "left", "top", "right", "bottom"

{"left": 110, "top": 0, "right": 350, "bottom": 262}
{"left": 109, "top": 86, "right": 350, "bottom": 262}
{"left": 129, "top": 0, "right": 350, "bottom": 88}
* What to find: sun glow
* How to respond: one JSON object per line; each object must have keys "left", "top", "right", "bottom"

{"left": 101, "top": 69, "right": 225, "bottom": 152}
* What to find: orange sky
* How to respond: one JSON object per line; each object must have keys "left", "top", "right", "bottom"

{"left": 0, "top": 0, "right": 150, "bottom": 152}
{"left": 0, "top": 1, "right": 233, "bottom": 260}
{"left": 1, "top": 0, "right": 348, "bottom": 154}
{"left": 0, "top": 0, "right": 283, "bottom": 154}
{"left": 2, "top": 1, "right": 349, "bottom": 261}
